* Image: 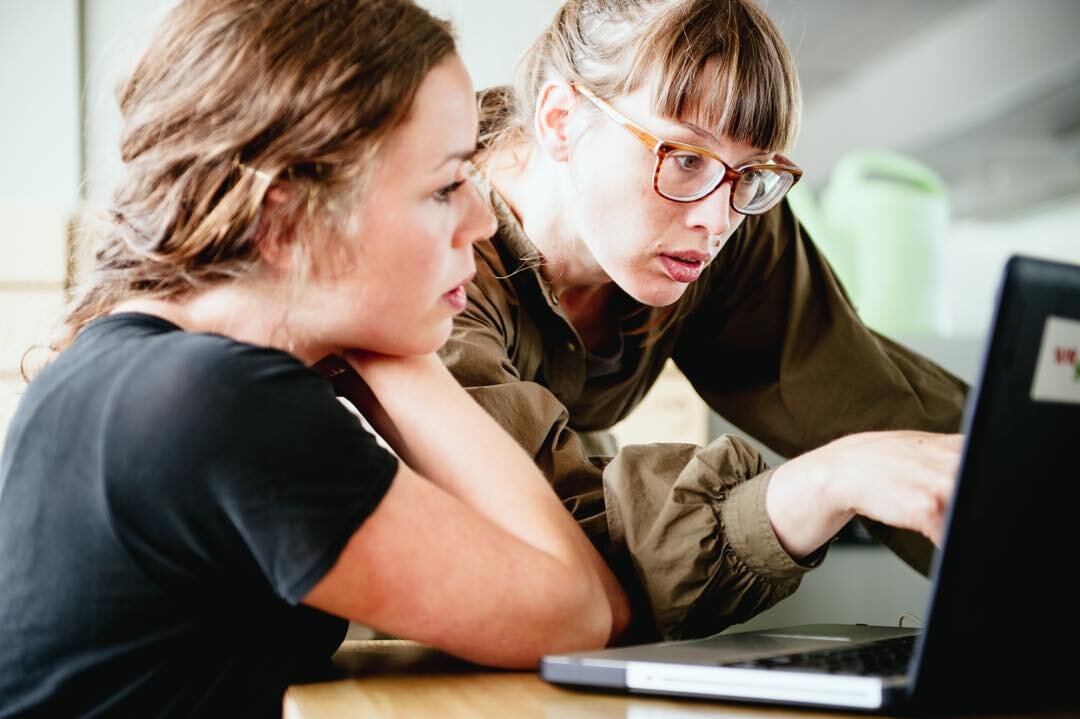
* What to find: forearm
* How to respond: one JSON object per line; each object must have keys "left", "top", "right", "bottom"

{"left": 348, "top": 352, "right": 621, "bottom": 633}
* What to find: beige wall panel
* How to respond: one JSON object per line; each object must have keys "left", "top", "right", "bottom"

{"left": 0, "top": 379, "right": 28, "bottom": 455}
{"left": 609, "top": 360, "right": 708, "bottom": 449}
{"left": 0, "top": 291, "right": 65, "bottom": 374}
{"left": 0, "top": 200, "right": 68, "bottom": 285}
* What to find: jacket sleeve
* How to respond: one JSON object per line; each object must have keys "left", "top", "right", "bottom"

{"left": 673, "top": 200, "right": 969, "bottom": 575}
{"left": 439, "top": 262, "right": 824, "bottom": 641}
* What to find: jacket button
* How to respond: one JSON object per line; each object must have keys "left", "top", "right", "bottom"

{"left": 566, "top": 341, "right": 577, "bottom": 353}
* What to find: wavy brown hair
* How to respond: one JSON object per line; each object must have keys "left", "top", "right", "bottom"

{"left": 477, "top": 0, "right": 801, "bottom": 337}
{"left": 53, "top": 0, "right": 454, "bottom": 358}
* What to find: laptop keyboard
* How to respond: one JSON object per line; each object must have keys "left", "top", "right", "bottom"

{"left": 722, "top": 635, "right": 916, "bottom": 677}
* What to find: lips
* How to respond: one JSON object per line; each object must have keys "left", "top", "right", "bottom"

{"left": 441, "top": 272, "right": 475, "bottom": 313}
{"left": 442, "top": 285, "right": 467, "bottom": 312}
{"left": 658, "top": 252, "right": 708, "bottom": 283}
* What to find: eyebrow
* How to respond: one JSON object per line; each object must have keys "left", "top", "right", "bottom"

{"left": 668, "top": 122, "right": 774, "bottom": 165}
{"left": 434, "top": 145, "right": 478, "bottom": 171}
{"left": 678, "top": 120, "right": 716, "bottom": 144}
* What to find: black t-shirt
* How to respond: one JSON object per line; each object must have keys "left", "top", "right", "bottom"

{"left": 0, "top": 313, "right": 397, "bottom": 717}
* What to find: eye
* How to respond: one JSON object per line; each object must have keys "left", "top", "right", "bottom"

{"left": 434, "top": 180, "right": 466, "bottom": 203}
{"left": 672, "top": 151, "right": 706, "bottom": 173}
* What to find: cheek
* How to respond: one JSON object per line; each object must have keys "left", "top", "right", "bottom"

{"left": 577, "top": 182, "right": 675, "bottom": 269}
{"left": 358, "top": 209, "right": 449, "bottom": 287}
{"left": 574, "top": 154, "right": 665, "bottom": 248}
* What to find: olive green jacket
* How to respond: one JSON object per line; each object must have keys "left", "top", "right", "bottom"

{"left": 439, "top": 177, "right": 966, "bottom": 641}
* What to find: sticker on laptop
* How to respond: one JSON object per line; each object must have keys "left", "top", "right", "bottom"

{"left": 1031, "top": 315, "right": 1080, "bottom": 405}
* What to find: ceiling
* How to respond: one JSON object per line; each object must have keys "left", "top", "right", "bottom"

{"left": 761, "top": 0, "right": 1080, "bottom": 220}
{"left": 764, "top": 0, "right": 976, "bottom": 99}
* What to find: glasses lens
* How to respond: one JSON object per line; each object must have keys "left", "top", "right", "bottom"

{"left": 732, "top": 168, "right": 795, "bottom": 215}
{"left": 657, "top": 150, "right": 795, "bottom": 214}
{"left": 656, "top": 149, "right": 724, "bottom": 202}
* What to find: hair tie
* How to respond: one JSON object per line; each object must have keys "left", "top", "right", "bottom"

{"left": 239, "top": 164, "right": 275, "bottom": 184}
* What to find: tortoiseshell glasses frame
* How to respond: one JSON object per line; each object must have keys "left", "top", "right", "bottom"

{"left": 573, "top": 83, "right": 803, "bottom": 215}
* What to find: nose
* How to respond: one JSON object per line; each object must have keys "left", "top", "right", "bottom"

{"left": 453, "top": 180, "right": 499, "bottom": 249}
{"left": 684, "top": 181, "right": 734, "bottom": 237}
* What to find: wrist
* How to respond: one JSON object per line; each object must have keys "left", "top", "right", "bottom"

{"left": 346, "top": 352, "right": 448, "bottom": 395}
{"left": 804, "top": 445, "right": 858, "bottom": 534}
{"left": 768, "top": 450, "right": 854, "bottom": 558}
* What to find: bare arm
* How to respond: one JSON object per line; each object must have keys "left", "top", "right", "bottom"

{"left": 304, "top": 352, "right": 628, "bottom": 666}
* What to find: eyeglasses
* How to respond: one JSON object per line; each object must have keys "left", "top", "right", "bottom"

{"left": 573, "top": 84, "right": 802, "bottom": 215}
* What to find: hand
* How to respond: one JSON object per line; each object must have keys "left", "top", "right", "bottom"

{"left": 768, "top": 431, "right": 964, "bottom": 557}
{"left": 827, "top": 431, "right": 963, "bottom": 546}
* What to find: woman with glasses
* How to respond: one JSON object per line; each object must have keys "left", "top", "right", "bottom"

{"left": 436, "top": 0, "right": 967, "bottom": 641}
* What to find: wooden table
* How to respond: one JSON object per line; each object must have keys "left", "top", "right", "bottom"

{"left": 284, "top": 640, "right": 1071, "bottom": 719}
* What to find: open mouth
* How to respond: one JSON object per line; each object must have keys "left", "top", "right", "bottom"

{"left": 442, "top": 285, "right": 467, "bottom": 312}
{"left": 441, "top": 271, "right": 475, "bottom": 312}
{"left": 659, "top": 254, "right": 706, "bottom": 283}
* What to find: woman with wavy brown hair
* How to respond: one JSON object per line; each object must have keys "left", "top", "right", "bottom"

{"left": 0, "top": 1, "right": 628, "bottom": 715}
{"left": 439, "top": 0, "right": 967, "bottom": 642}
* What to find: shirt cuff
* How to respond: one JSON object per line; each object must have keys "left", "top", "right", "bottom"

{"left": 720, "top": 468, "right": 828, "bottom": 579}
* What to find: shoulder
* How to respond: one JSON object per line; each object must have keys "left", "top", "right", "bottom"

{"left": 137, "top": 329, "right": 315, "bottom": 407}
{"left": 104, "top": 328, "right": 346, "bottom": 460}
{"left": 469, "top": 237, "right": 520, "bottom": 322}
{"left": 99, "top": 325, "right": 390, "bottom": 510}
{"left": 715, "top": 199, "right": 803, "bottom": 283}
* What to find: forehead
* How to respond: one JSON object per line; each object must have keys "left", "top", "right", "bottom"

{"left": 390, "top": 57, "right": 477, "bottom": 161}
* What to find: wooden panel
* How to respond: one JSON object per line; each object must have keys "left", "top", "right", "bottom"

{"left": 609, "top": 360, "right": 708, "bottom": 448}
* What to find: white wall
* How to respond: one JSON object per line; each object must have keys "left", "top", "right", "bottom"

{"left": 78, "top": 0, "right": 561, "bottom": 204}
{"left": 945, "top": 200, "right": 1080, "bottom": 336}
{"left": 0, "top": 0, "right": 80, "bottom": 207}
{"left": 417, "top": 0, "right": 561, "bottom": 91}
{"left": 0, "top": 0, "right": 82, "bottom": 453}
{"left": 81, "top": 0, "right": 183, "bottom": 205}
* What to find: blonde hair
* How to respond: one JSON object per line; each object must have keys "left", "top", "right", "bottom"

{"left": 478, "top": 0, "right": 800, "bottom": 336}
{"left": 55, "top": 0, "right": 454, "bottom": 356}
{"left": 480, "top": 0, "right": 800, "bottom": 157}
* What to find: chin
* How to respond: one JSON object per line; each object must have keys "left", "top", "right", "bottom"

{"left": 387, "top": 320, "right": 453, "bottom": 357}
{"left": 623, "top": 276, "right": 690, "bottom": 308}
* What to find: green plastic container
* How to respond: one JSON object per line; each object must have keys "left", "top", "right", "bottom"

{"left": 819, "top": 150, "right": 949, "bottom": 336}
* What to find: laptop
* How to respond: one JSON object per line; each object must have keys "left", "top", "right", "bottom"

{"left": 542, "top": 255, "right": 1080, "bottom": 713}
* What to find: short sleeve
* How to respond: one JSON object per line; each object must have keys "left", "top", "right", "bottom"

{"left": 103, "top": 335, "right": 398, "bottom": 605}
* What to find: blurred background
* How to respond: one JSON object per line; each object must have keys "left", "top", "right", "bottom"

{"left": 2, "top": 0, "right": 1078, "bottom": 631}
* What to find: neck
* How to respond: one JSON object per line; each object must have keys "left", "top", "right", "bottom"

{"left": 111, "top": 277, "right": 332, "bottom": 365}
{"left": 486, "top": 144, "right": 613, "bottom": 303}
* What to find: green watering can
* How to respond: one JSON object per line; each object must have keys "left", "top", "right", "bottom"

{"left": 792, "top": 150, "right": 950, "bottom": 336}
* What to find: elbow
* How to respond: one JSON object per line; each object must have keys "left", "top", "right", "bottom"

{"left": 545, "top": 579, "right": 614, "bottom": 660}
{"left": 551, "top": 584, "right": 614, "bottom": 655}
{"left": 489, "top": 577, "right": 614, "bottom": 670}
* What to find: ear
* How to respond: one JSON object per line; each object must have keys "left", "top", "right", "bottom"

{"left": 254, "top": 184, "right": 299, "bottom": 272}
{"left": 533, "top": 80, "right": 576, "bottom": 163}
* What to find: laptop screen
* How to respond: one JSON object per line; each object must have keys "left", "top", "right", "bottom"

{"left": 912, "top": 256, "right": 1080, "bottom": 711}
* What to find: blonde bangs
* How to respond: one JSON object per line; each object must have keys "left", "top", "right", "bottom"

{"left": 625, "top": 0, "right": 801, "bottom": 153}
